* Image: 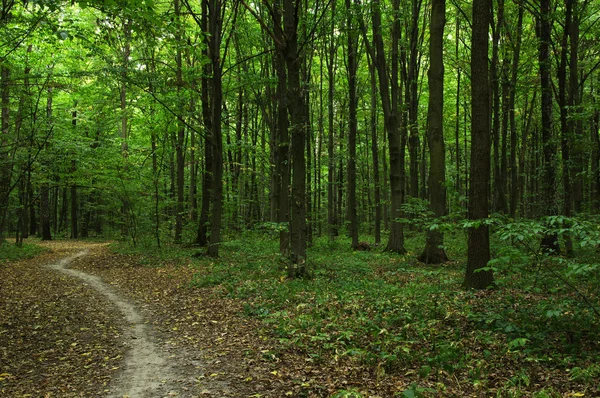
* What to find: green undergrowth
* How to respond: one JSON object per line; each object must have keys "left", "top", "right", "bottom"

{"left": 0, "top": 239, "right": 46, "bottom": 264}
{"left": 111, "top": 228, "right": 600, "bottom": 396}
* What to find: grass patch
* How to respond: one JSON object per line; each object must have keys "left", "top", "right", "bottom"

{"left": 0, "top": 240, "right": 47, "bottom": 264}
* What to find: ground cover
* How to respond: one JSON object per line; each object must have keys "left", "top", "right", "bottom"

{"left": 105, "top": 230, "right": 600, "bottom": 397}
{"left": 1, "top": 230, "right": 598, "bottom": 397}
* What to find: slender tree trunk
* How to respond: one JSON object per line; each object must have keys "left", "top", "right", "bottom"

{"left": 369, "top": 54, "right": 381, "bottom": 244}
{"left": 69, "top": 107, "right": 78, "bottom": 239}
{"left": 490, "top": 0, "right": 507, "bottom": 213}
{"left": 509, "top": 6, "right": 523, "bottom": 217}
{"left": 174, "top": 0, "right": 185, "bottom": 243}
{"left": 558, "top": 0, "right": 574, "bottom": 256}
{"left": 407, "top": 0, "right": 422, "bottom": 199}
{"left": 0, "top": 64, "right": 9, "bottom": 242}
{"left": 120, "top": 18, "right": 131, "bottom": 238}
{"left": 464, "top": 0, "right": 493, "bottom": 289}
{"left": 455, "top": 12, "right": 462, "bottom": 212}
{"left": 346, "top": 0, "right": 359, "bottom": 249}
{"left": 196, "top": 0, "right": 212, "bottom": 247}
{"left": 271, "top": 2, "right": 291, "bottom": 256}
{"left": 538, "top": 0, "right": 560, "bottom": 254}
{"left": 570, "top": 1, "right": 583, "bottom": 213}
{"left": 419, "top": 0, "right": 448, "bottom": 264}
{"left": 41, "top": 86, "right": 53, "bottom": 241}
{"left": 370, "top": 0, "right": 406, "bottom": 254}
{"left": 327, "top": 0, "right": 337, "bottom": 239}
{"left": 207, "top": 0, "right": 224, "bottom": 257}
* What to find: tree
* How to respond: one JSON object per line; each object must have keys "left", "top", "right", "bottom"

{"left": 206, "top": 0, "right": 225, "bottom": 257}
{"left": 419, "top": 0, "right": 448, "bottom": 264}
{"left": 345, "top": 0, "right": 359, "bottom": 249}
{"left": 365, "top": 0, "right": 406, "bottom": 254}
{"left": 537, "top": 0, "right": 560, "bottom": 254}
{"left": 463, "top": 0, "right": 494, "bottom": 289}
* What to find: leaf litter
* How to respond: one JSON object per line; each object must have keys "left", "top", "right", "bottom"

{"left": 2, "top": 239, "right": 599, "bottom": 397}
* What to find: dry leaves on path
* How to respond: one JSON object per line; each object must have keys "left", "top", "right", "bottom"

{"left": 0, "top": 241, "right": 124, "bottom": 397}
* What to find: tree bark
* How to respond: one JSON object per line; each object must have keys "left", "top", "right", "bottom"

{"left": 538, "top": 0, "right": 560, "bottom": 254}
{"left": 326, "top": 0, "right": 338, "bottom": 239}
{"left": 419, "top": 0, "right": 448, "bottom": 264}
{"left": 463, "top": 0, "right": 493, "bottom": 289}
{"left": 345, "top": 0, "right": 359, "bottom": 249}
{"left": 509, "top": 6, "right": 523, "bottom": 218}
{"left": 0, "top": 64, "right": 10, "bottom": 242}
{"left": 207, "top": 0, "right": 224, "bottom": 257}
{"left": 174, "top": 0, "right": 185, "bottom": 243}
{"left": 284, "top": 0, "right": 308, "bottom": 276}
{"left": 370, "top": 0, "right": 406, "bottom": 254}
{"left": 196, "top": 0, "right": 212, "bottom": 247}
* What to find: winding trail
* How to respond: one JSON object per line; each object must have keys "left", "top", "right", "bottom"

{"left": 46, "top": 249, "right": 192, "bottom": 397}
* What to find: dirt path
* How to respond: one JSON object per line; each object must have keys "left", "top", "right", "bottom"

{"left": 46, "top": 248, "right": 227, "bottom": 398}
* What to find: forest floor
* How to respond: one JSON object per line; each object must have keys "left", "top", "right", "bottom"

{"left": 1, "top": 237, "right": 599, "bottom": 397}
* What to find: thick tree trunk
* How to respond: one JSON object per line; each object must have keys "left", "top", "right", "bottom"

{"left": 284, "top": 0, "right": 308, "bottom": 276}
{"left": 464, "top": 0, "right": 493, "bottom": 289}
{"left": 419, "top": 0, "right": 448, "bottom": 264}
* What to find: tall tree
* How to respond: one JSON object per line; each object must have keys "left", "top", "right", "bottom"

{"left": 537, "top": 0, "right": 560, "bottom": 254}
{"left": 463, "top": 0, "right": 494, "bottom": 289}
{"left": 365, "top": 0, "right": 406, "bottom": 254}
{"left": 174, "top": 0, "right": 186, "bottom": 243}
{"left": 206, "top": 0, "right": 225, "bottom": 257}
{"left": 419, "top": 0, "right": 448, "bottom": 264}
{"left": 0, "top": 61, "right": 9, "bottom": 242}
{"left": 345, "top": 0, "right": 359, "bottom": 249}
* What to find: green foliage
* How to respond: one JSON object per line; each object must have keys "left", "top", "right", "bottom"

{"left": 0, "top": 241, "right": 46, "bottom": 264}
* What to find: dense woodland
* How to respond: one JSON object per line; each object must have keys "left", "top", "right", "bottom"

{"left": 3, "top": 1, "right": 600, "bottom": 396}
{"left": 1, "top": 0, "right": 600, "bottom": 286}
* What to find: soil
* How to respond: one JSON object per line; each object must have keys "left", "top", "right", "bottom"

{"left": 0, "top": 241, "right": 250, "bottom": 397}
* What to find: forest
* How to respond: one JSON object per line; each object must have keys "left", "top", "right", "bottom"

{"left": 1, "top": 0, "right": 600, "bottom": 396}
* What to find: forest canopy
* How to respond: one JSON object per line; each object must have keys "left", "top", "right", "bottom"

{"left": 1, "top": 0, "right": 600, "bottom": 284}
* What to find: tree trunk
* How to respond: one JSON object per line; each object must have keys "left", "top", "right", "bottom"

{"left": 346, "top": 0, "right": 359, "bottom": 249}
{"left": 419, "top": 0, "right": 448, "bottom": 264}
{"left": 327, "top": 0, "right": 337, "bottom": 239}
{"left": 0, "top": 64, "right": 9, "bottom": 242}
{"left": 284, "top": 0, "right": 308, "bottom": 276}
{"left": 370, "top": 0, "right": 406, "bottom": 254}
{"left": 120, "top": 19, "right": 131, "bottom": 238}
{"left": 41, "top": 86, "right": 53, "bottom": 241}
{"left": 538, "top": 0, "right": 560, "bottom": 254}
{"left": 558, "top": 0, "right": 574, "bottom": 256}
{"left": 369, "top": 53, "right": 381, "bottom": 244}
{"left": 509, "top": 6, "right": 523, "bottom": 218}
{"left": 464, "top": 0, "right": 493, "bottom": 289}
{"left": 174, "top": 0, "right": 185, "bottom": 243}
{"left": 207, "top": 0, "right": 224, "bottom": 258}
{"left": 407, "top": 0, "right": 422, "bottom": 199}
{"left": 196, "top": 0, "right": 212, "bottom": 247}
